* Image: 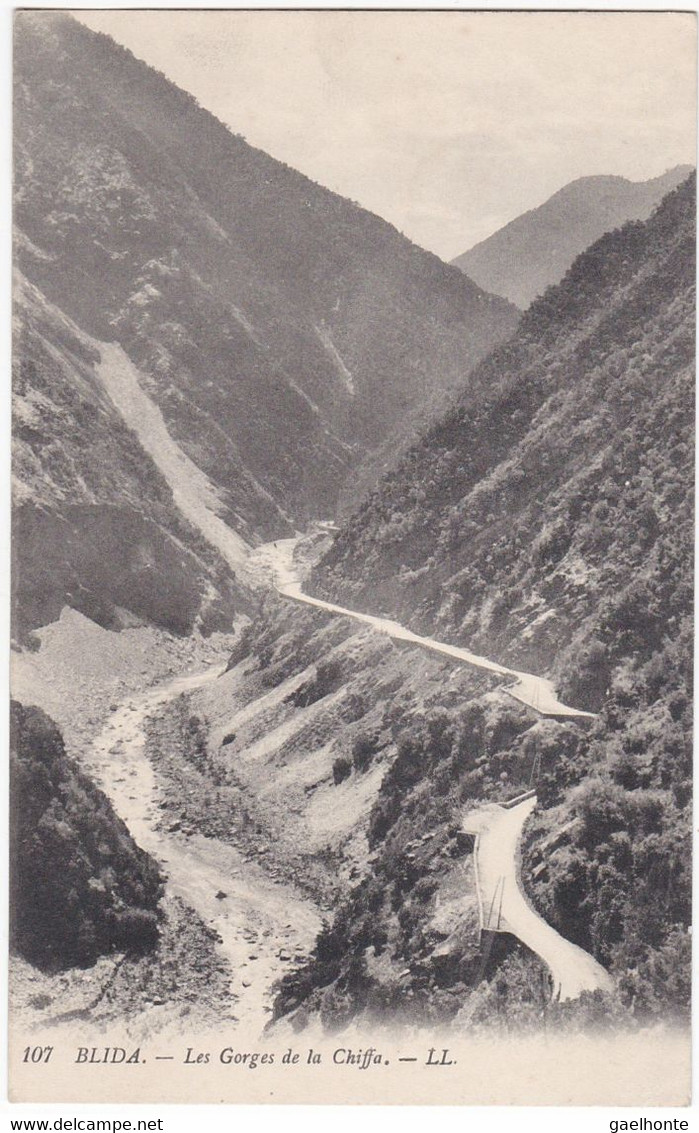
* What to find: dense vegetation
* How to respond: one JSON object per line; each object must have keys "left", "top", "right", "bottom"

{"left": 274, "top": 693, "right": 541, "bottom": 1030}
{"left": 10, "top": 701, "right": 164, "bottom": 970}
{"left": 14, "top": 11, "right": 517, "bottom": 534}
{"left": 317, "top": 175, "right": 695, "bottom": 681}
{"left": 288, "top": 175, "right": 694, "bottom": 1028}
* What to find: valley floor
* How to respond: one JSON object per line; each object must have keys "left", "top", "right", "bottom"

{"left": 11, "top": 338, "right": 614, "bottom": 1039}
{"left": 11, "top": 608, "right": 324, "bottom": 1040}
{"left": 11, "top": 538, "right": 613, "bottom": 1039}
{"left": 83, "top": 663, "right": 322, "bottom": 1035}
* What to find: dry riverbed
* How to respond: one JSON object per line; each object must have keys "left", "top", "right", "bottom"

{"left": 11, "top": 608, "right": 323, "bottom": 1038}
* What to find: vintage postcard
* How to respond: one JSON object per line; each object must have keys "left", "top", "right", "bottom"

{"left": 9, "top": 8, "right": 696, "bottom": 1105}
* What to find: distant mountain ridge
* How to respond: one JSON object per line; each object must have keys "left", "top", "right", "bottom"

{"left": 452, "top": 166, "right": 693, "bottom": 308}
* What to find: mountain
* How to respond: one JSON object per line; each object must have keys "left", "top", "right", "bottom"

{"left": 296, "top": 175, "right": 694, "bottom": 1022}
{"left": 12, "top": 269, "right": 246, "bottom": 639}
{"left": 316, "top": 174, "right": 695, "bottom": 668}
{"left": 14, "top": 11, "right": 517, "bottom": 552}
{"left": 10, "top": 700, "right": 163, "bottom": 970}
{"left": 452, "top": 166, "right": 693, "bottom": 308}
{"left": 11, "top": 8, "right": 693, "bottom": 1051}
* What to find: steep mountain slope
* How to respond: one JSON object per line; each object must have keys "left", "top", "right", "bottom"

{"left": 13, "top": 270, "right": 245, "bottom": 638}
{"left": 10, "top": 700, "right": 163, "bottom": 970}
{"left": 158, "top": 583, "right": 511, "bottom": 1029}
{"left": 296, "top": 175, "right": 693, "bottom": 1026}
{"left": 317, "top": 175, "right": 694, "bottom": 673}
{"left": 452, "top": 167, "right": 693, "bottom": 308}
{"left": 14, "top": 11, "right": 517, "bottom": 535}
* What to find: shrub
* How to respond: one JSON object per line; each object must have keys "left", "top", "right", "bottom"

{"left": 332, "top": 756, "right": 352, "bottom": 785}
{"left": 112, "top": 908, "right": 160, "bottom": 955}
{"left": 352, "top": 732, "right": 381, "bottom": 773}
{"left": 289, "top": 659, "right": 344, "bottom": 708}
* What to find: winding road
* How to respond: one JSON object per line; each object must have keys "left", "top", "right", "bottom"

{"left": 463, "top": 798, "right": 613, "bottom": 1001}
{"left": 95, "top": 344, "right": 590, "bottom": 719}
{"left": 92, "top": 343, "right": 610, "bottom": 1006}
{"left": 252, "top": 537, "right": 594, "bottom": 720}
{"left": 253, "top": 536, "right": 611, "bottom": 1002}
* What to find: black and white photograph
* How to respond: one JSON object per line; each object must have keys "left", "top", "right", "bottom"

{"left": 7, "top": 7, "right": 696, "bottom": 1107}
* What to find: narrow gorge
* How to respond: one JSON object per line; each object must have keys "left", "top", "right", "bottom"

{"left": 10, "top": 13, "right": 692, "bottom": 1097}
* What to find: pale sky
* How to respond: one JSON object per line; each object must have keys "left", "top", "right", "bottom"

{"left": 75, "top": 10, "right": 696, "bottom": 260}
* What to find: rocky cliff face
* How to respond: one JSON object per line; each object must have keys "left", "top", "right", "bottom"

{"left": 13, "top": 271, "right": 246, "bottom": 638}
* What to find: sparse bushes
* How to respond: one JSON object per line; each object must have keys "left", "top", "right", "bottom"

{"left": 183, "top": 713, "right": 213, "bottom": 775}
{"left": 112, "top": 907, "right": 160, "bottom": 955}
{"left": 557, "top": 637, "right": 610, "bottom": 713}
{"left": 225, "top": 625, "right": 253, "bottom": 670}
